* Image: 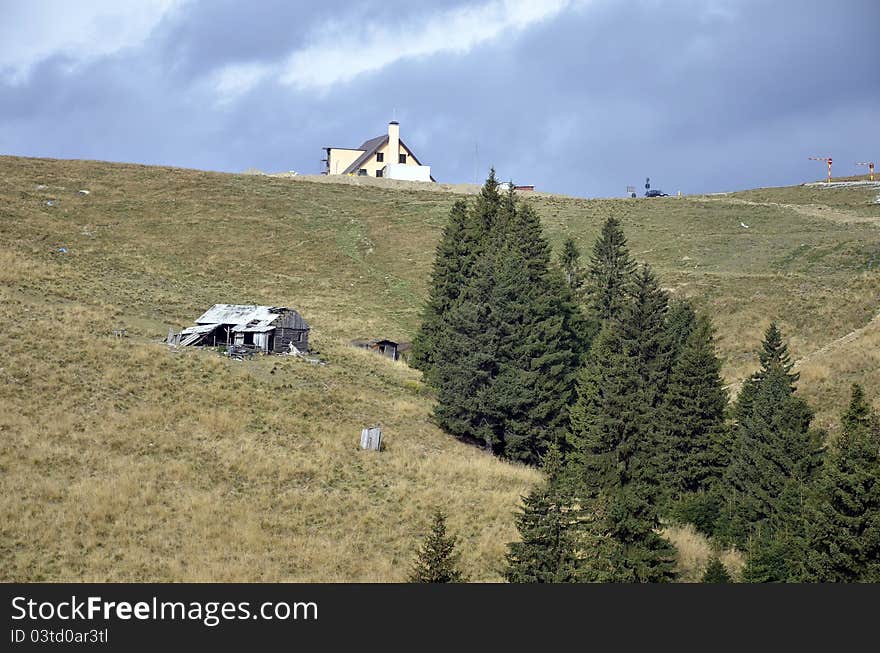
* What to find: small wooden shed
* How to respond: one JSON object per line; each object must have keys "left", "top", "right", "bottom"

{"left": 351, "top": 338, "right": 409, "bottom": 361}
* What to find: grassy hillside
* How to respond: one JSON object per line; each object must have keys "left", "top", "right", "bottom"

{"left": 2, "top": 155, "right": 879, "bottom": 581}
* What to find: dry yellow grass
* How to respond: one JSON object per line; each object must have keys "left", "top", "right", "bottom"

{"left": 0, "top": 291, "right": 539, "bottom": 581}
{"left": 1, "top": 155, "right": 878, "bottom": 581}
{"left": 664, "top": 524, "right": 745, "bottom": 582}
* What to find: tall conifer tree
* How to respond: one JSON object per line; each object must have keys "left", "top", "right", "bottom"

{"left": 410, "top": 200, "right": 481, "bottom": 379}
{"left": 432, "top": 254, "right": 501, "bottom": 452}
{"left": 658, "top": 315, "right": 730, "bottom": 498}
{"left": 568, "top": 325, "right": 677, "bottom": 582}
{"left": 802, "top": 385, "right": 880, "bottom": 582}
{"left": 719, "top": 362, "right": 824, "bottom": 548}
{"left": 735, "top": 322, "right": 800, "bottom": 421}
{"left": 586, "top": 217, "right": 636, "bottom": 324}
{"left": 619, "top": 264, "right": 671, "bottom": 409}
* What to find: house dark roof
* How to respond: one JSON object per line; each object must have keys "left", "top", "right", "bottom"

{"left": 342, "top": 135, "right": 388, "bottom": 175}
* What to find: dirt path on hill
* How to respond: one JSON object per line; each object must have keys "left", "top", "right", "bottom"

{"left": 691, "top": 195, "right": 880, "bottom": 226}
{"left": 725, "top": 310, "right": 880, "bottom": 398}
{"left": 793, "top": 310, "right": 880, "bottom": 367}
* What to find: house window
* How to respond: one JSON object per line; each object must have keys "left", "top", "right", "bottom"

{"left": 398, "top": 153, "right": 407, "bottom": 164}
{"left": 376, "top": 152, "right": 384, "bottom": 163}
{"left": 376, "top": 169, "right": 383, "bottom": 178}
{"left": 357, "top": 169, "right": 367, "bottom": 176}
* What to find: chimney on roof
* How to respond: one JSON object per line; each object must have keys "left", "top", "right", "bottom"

{"left": 388, "top": 121, "right": 400, "bottom": 165}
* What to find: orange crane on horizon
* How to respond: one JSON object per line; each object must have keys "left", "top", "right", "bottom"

{"left": 855, "top": 161, "right": 875, "bottom": 181}
{"left": 808, "top": 156, "right": 833, "bottom": 183}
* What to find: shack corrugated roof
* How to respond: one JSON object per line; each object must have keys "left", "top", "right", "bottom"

{"left": 180, "top": 323, "right": 221, "bottom": 336}
{"left": 195, "top": 304, "right": 285, "bottom": 325}
{"left": 231, "top": 319, "right": 277, "bottom": 333}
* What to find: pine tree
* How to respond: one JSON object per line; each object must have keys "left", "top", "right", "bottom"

{"left": 410, "top": 200, "right": 481, "bottom": 379}
{"left": 567, "top": 325, "right": 677, "bottom": 582}
{"left": 602, "top": 484, "right": 678, "bottom": 582}
{"left": 473, "top": 167, "right": 502, "bottom": 234}
{"left": 701, "top": 556, "right": 733, "bottom": 583}
{"left": 718, "top": 323, "right": 825, "bottom": 549}
{"left": 718, "top": 364, "right": 824, "bottom": 548}
{"left": 586, "top": 216, "right": 636, "bottom": 324}
{"left": 741, "top": 526, "right": 805, "bottom": 583}
{"left": 410, "top": 510, "right": 465, "bottom": 583}
{"left": 485, "top": 204, "right": 583, "bottom": 462}
{"left": 488, "top": 256, "right": 581, "bottom": 461}
{"left": 660, "top": 299, "right": 698, "bottom": 394}
{"left": 658, "top": 315, "right": 730, "bottom": 499}
{"left": 802, "top": 385, "right": 880, "bottom": 582}
{"left": 432, "top": 255, "right": 501, "bottom": 452}
{"left": 735, "top": 322, "right": 800, "bottom": 421}
{"left": 505, "top": 447, "right": 581, "bottom": 582}
{"left": 618, "top": 263, "right": 671, "bottom": 409}
{"left": 568, "top": 325, "right": 645, "bottom": 491}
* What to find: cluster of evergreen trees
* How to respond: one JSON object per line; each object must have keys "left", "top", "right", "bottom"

{"left": 412, "top": 173, "right": 880, "bottom": 582}
{"left": 411, "top": 171, "right": 584, "bottom": 464}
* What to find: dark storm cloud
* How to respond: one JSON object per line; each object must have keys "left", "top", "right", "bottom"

{"left": 1, "top": 0, "right": 877, "bottom": 196}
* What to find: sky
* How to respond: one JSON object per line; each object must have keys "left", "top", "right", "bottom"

{"left": 1, "top": 0, "right": 877, "bottom": 197}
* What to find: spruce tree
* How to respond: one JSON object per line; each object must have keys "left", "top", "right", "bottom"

{"left": 485, "top": 202, "right": 583, "bottom": 462}
{"left": 488, "top": 249, "right": 581, "bottom": 461}
{"left": 586, "top": 216, "right": 636, "bottom": 324}
{"left": 473, "top": 167, "right": 502, "bottom": 234}
{"left": 410, "top": 200, "right": 481, "bottom": 379}
{"left": 618, "top": 263, "right": 671, "bottom": 409}
{"left": 602, "top": 483, "right": 679, "bottom": 582}
{"left": 660, "top": 299, "right": 698, "bottom": 394}
{"left": 718, "top": 363, "right": 824, "bottom": 548}
{"left": 568, "top": 325, "right": 677, "bottom": 582}
{"left": 568, "top": 325, "right": 645, "bottom": 491}
{"left": 802, "top": 385, "right": 880, "bottom": 582}
{"left": 658, "top": 315, "right": 730, "bottom": 499}
{"left": 432, "top": 254, "right": 501, "bottom": 452}
{"left": 410, "top": 510, "right": 465, "bottom": 583}
{"left": 701, "top": 556, "right": 733, "bottom": 583}
{"left": 505, "top": 447, "right": 581, "bottom": 582}
{"left": 735, "top": 322, "right": 800, "bottom": 421}
{"left": 741, "top": 526, "right": 805, "bottom": 583}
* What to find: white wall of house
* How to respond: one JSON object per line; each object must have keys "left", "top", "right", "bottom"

{"left": 384, "top": 163, "right": 432, "bottom": 181}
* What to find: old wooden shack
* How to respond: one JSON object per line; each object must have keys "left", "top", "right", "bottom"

{"left": 351, "top": 338, "right": 409, "bottom": 361}
{"left": 179, "top": 304, "right": 310, "bottom": 354}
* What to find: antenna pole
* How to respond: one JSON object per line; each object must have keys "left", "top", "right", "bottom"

{"left": 474, "top": 143, "right": 478, "bottom": 185}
